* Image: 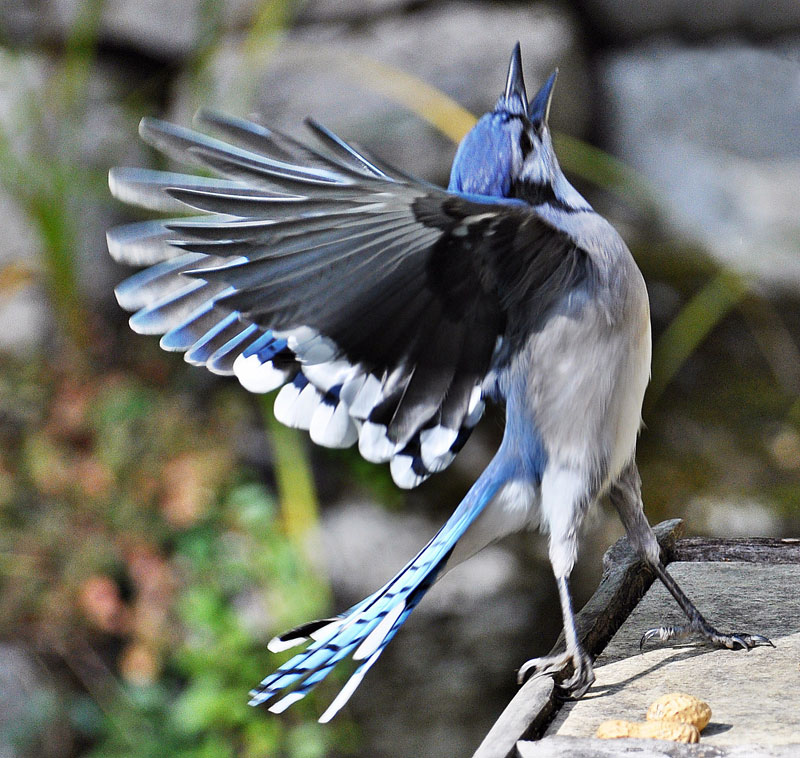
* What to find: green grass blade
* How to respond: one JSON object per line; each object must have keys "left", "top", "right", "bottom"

{"left": 259, "top": 397, "right": 323, "bottom": 554}
{"left": 648, "top": 270, "right": 751, "bottom": 410}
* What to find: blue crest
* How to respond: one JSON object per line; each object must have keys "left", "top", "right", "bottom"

{"left": 447, "top": 113, "right": 517, "bottom": 198}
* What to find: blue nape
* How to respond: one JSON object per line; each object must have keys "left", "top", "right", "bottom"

{"left": 448, "top": 112, "right": 515, "bottom": 198}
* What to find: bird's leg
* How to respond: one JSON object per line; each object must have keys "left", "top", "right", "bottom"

{"left": 517, "top": 573, "right": 595, "bottom": 698}
{"left": 608, "top": 461, "right": 773, "bottom": 651}
{"left": 518, "top": 465, "right": 595, "bottom": 697}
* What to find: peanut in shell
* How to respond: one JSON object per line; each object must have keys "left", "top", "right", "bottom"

{"left": 596, "top": 718, "right": 700, "bottom": 743}
{"left": 646, "top": 692, "right": 712, "bottom": 731}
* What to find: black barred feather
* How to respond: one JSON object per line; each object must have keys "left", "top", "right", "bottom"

{"left": 248, "top": 463, "right": 506, "bottom": 719}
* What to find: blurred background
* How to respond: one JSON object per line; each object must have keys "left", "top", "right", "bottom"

{"left": 1, "top": 0, "right": 799, "bottom": 756}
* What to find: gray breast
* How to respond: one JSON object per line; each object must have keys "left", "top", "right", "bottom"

{"left": 510, "top": 233, "right": 651, "bottom": 489}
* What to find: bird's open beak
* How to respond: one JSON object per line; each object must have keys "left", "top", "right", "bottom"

{"left": 503, "top": 43, "right": 528, "bottom": 111}
{"left": 528, "top": 69, "right": 558, "bottom": 126}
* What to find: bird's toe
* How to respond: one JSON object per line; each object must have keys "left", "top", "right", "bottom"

{"left": 558, "top": 655, "right": 595, "bottom": 699}
{"left": 517, "top": 652, "right": 571, "bottom": 685}
{"left": 639, "top": 621, "right": 773, "bottom": 652}
{"left": 517, "top": 650, "right": 594, "bottom": 699}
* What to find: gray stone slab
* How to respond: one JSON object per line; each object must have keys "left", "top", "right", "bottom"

{"left": 296, "top": 0, "right": 421, "bottom": 24}
{"left": 0, "top": 0, "right": 261, "bottom": 59}
{"left": 548, "top": 562, "right": 800, "bottom": 746}
{"left": 601, "top": 42, "right": 800, "bottom": 291}
{"left": 581, "top": 0, "right": 800, "bottom": 39}
{"left": 519, "top": 736, "right": 800, "bottom": 758}
{"left": 0, "top": 46, "right": 151, "bottom": 356}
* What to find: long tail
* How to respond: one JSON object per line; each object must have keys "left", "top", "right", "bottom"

{"left": 249, "top": 458, "right": 508, "bottom": 722}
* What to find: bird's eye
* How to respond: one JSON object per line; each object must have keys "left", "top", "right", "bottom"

{"left": 519, "top": 130, "right": 534, "bottom": 157}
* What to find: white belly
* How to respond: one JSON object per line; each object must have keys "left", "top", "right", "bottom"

{"left": 522, "top": 273, "right": 651, "bottom": 489}
{"left": 607, "top": 313, "right": 651, "bottom": 482}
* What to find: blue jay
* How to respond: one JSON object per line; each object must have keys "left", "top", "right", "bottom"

{"left": 108, "top": 44, "right": 771, "bottom": 722}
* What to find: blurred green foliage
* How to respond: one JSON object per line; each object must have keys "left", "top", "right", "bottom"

{"left": 0, "top": 354, "right": 354, "bottom": 757}
{"left": 0, "top": 0, "right": 354, "bottom": 756}
{"left": 0, "top": 0, "right": 108, "bottom": 351}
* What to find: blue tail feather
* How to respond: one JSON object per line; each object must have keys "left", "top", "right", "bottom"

{"left": 249, "top": 457, "right": 509, "bottom": 720}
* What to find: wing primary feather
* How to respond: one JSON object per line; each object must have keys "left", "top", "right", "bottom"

{"left": 128, "top": 279, "right": 208, "bottom": 335}
{"left": 163, "top": 187, "right": 350, "bottom": 216}
{"left": 140, "top": 117, "right": 353, "bottom": 188}
{"left": 164, "top": 210, "right": 397, "bottom": 244}
{"left": 114, "top": 253, "right": 205, "bottom": 310}
{"left": 108, "top": 166, "right": 244, "bottom": 212}
{"left": 160, "top": 301, "right": 225, "bottom": 352}
{"left": 185, "top": 216, "right": 422, "bottom": 290}
{"left": 184, "top": 312, "right": 244, "bottom": 366}
{"left": 187, "top": 144, "right": 355, "bottom": 192}
{"left": 304, "top": 118, "right": 429, "bottom": 186}
{"left": 304, "top": 118, "right": 391, "bottom": 180}
{"left": 206, "top": 324, "right": 263, "bottom": 375}
{"left": 196, "top": 109, "right": 379, "bottom": 181}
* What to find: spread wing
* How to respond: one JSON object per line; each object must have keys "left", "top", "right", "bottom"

{"left": 108, "top": 111, "right": 588, "bottom": 487}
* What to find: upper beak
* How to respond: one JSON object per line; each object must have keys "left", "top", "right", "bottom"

{"left": 503, "top": 42, "right": 528, "bottom": 109}
{"left": 528, "top": 69, "right": 558, "bottom": 126}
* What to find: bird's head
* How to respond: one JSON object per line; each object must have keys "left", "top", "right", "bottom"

{"left": 448, "top": 43, "right": 565, "bottom": 204}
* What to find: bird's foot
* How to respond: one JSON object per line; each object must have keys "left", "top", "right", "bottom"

{"left": 640, "top": 619, "right": 774, "bottom": 651}
{"left": 643, "top": 560, "right": 775, "bottom": 652}
{"left": 517, "top": 649, "right": 595, "bottom": 698}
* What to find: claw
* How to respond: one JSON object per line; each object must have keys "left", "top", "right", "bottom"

{"left": 645, "top": 561, "right": 776, "bottom": 656}
{"left": 639, "top": 621, "right": 773, "bottom": 652}
{"left": 728, "top": 635, "right": 748, "bottom": 650}
{"left": 517, "top": 653, "right": 568, "bottom": 684}
{"left": 639, "top": 624, "right": 690, "bottom": 649}
{"left": 728, "top": 633, "right": 775, "bottom": 650}
{"left": 516, "top": 659, "right": 538, "bottom": 683}
{"left": 559, "top": 664, "right": 594, "bottom": 699}
{"left": 747, "top": 634, "right": 775, "bottom": 648}
{"left": 517, "top": 650, "right": 594, "bottom": 698}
